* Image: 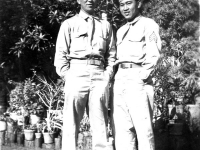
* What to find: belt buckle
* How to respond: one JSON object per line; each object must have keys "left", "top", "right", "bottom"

{"left": 120, "top": 64, "right": 127, "bottom": 69}
{"left": 120, "top": 63, "right": 132, "bottom": 69}
{"left": 87, "top": 58, "right": 97, "bottom": 65}
{"left": 87, "top": 59, "right": 91, "bottom": 65}
{"left": 87, "top": 56, "right": 103, "bottom": 66}
{"left": 91, "top": 59, "right": 96, "bottom": 65}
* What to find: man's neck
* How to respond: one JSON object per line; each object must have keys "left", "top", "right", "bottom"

{"left": 127, "top": 13, "right": 140, "bottom": 22}
{"left": 126, "top": 14, "right": 141, "bottom": 25}
{"left": 81, "top": 8, "right": 94, "bottom": 16}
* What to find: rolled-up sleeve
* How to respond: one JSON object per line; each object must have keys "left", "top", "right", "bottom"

{"left": 140, "top": 21, "right": 161, "bottom": 80}
{"left": 54, "top": 21, "right": 71, "bottom": 78}
{"left": 104, "top": 22, "right": 117, "bottom": 79}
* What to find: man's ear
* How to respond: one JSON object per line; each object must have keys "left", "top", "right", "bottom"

{"left": 138, "top": 0, "right": 144, "bottom": 8}
{"left": 77, "top": 0, "right": 80, "bottom": 4}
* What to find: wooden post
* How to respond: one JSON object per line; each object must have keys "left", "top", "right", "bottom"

{"left": 24, "top": 140, "right": 35, "bottom": 147}
{"left": 55, "top": 137, "right": 61, "bottom": 149}
{"left": 7, "top": 132, "right": 17, "bottom": 144}
{"left": 35, "top": 138, "right": 42, "bottom": 148}
{"left": 17, "top": 133, "right": 24, "bottom": 146}
{"left": 0, "top": 131, "right": 5, "bottom": 146}
{"left": 4, "top": 131, "right": 8, "bottom": 146}
{"left": 42, "top": 143, "right": 55, "bottom": 149}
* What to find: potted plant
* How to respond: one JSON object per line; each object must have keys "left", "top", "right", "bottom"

{"left": 153, "top": 47, "right": 200, "bottom": 143}
{"left": 33, "top": 122, "right": 43, "bottom": 148}
{"left": 36, "top": 76, "right": 64, "bottom": 144}
{"left": 154, "top": 49, "right": 200, "bottom": 115}
{"left": 24, "top": 124, "right": 37, "bottom": 141}
{"left": 35, "top": 122, "right": 43, "bottom": 138}
{"left": 8, "top": 78, "right": 44, "bottom": 126}
{"left": 178, "top": 51, "right": 200, "bottom": 133}
{"left": 41, "top": 119, "right": 55, "bottom": 144}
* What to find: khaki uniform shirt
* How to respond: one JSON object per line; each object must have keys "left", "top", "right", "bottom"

{"left": 116, "top": 15, "right": 161, "bottom": 80}
{"left": 54, "top": 10, "right": 116, "bottom": 78}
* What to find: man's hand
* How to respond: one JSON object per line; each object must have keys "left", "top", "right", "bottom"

{"left": 114, "top": 60, "right": 131, "bottom": 66}
{"left": 104, "top": 71, "right": 110, "bottom": 82}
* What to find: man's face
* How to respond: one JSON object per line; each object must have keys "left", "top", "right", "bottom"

{"left": 119, "top": 0, "right": 141, "bottom": 21}
{"left": 77, "top": 0, "right": 98, "bottom": 15}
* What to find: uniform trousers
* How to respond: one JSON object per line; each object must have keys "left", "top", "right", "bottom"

{"left": 113, "top": 67, "right": 155, "bottom": 150}
{"left": 144, "top": 84, "right": 155, "bottom": 122}
{"left": 62, "top": 63, "right": 109, "bottom": 150}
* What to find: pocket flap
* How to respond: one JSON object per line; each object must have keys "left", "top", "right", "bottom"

{"left": 128, "top": 33, "right": 144, "bottom": 42}
{"left": 74, "top": 29, "right": 87, "bottom": 38}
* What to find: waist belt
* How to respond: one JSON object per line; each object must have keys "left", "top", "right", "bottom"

{"left": 119, "top": 63, "right": 141, "bottom": 69}
{"left": 70, "top": 59, "right": 104, "bottom": 66}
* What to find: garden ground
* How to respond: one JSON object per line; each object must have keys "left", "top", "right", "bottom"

{"left": 1, "top": 127, "right": 200, "bottom": 150}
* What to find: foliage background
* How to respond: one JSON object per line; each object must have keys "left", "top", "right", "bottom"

{"left": 0, "top": 0, "right": 199, "bottom": 113}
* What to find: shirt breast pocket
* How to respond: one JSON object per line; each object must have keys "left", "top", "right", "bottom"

{"left": 71, "top": 31, "right": 87, "bottom": 51}
{"left": 127, "top": 36, "right": 144, "bottom": 57}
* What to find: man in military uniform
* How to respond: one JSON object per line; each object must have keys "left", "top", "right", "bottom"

{"left": 113, "top": 0, "right": 161, "bottom": 149}
{"left": 54, "top": 0, "right": 116, "bottom": 149}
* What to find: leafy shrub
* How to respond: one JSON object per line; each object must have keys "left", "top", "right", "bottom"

{"left": 8, "top": 77, "right": 44, "bottom": 115}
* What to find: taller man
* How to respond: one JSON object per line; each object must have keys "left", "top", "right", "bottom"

{"left": 113, "top": 0, "right": 161, "bottom": 149}
{"left": 54, "top": 0, "right": 116, "bottom": 149}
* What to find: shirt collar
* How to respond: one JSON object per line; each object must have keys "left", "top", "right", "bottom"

{"left": 126, "top": 15, "right": 142, "bottom": 26}
{"left": 78, "top": 9, "right": 99, "bottom": 21}
{"left": 79, "top": 9, "right": 90, "bottom": 20}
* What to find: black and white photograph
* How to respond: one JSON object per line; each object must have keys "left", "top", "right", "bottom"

{"left": 0, "top": 0, "right": 199, "bottom": 150}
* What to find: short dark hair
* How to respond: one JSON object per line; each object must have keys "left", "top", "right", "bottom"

{"left": 115, "top": 0, "right": 150, "bottom": 12}
{"left": 115, "top": 0, "right": 150, "bottom": 7}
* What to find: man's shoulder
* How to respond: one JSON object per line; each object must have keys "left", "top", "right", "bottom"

{"left": 140, "top": 16, "right": 159, "bottom": 28}
{"left": 116, "top": 24, "right": 127, "bottom": 35}
{"left": 62, "top": 14, "right": 79, "bottom": 24}
{"left": 118, "top": 23, "right": 127, "bottom": 29}
{"left": 61, "top": 14, "right": 85, "bottom": 29}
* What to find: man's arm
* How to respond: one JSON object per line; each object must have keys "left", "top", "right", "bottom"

{"left": 140, "top": 20, "right": 161, "bottom": 80}
{"left": 54, "top": 21, "right": 71, "bottom": 78}
{"left": 104, "top": 22, "right": 117, "bottom": 81}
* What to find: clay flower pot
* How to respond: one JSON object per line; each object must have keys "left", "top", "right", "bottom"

{"left": 35, "top": 132, "right": 42, "bottom": 139}
{"left": 0, "top": 121, "right": 7, "bottom": 131}
{"left": 24, "top": 129, "right": 35, "bottom": 141}
{"left": 43, "top": 132, "right": 55, "bottom": 144}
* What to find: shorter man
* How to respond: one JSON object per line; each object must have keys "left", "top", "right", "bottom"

{"left": 113, "top": 0, "right": 161, "bottom": 149}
